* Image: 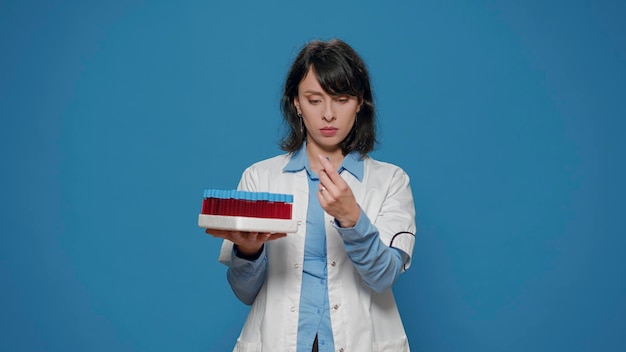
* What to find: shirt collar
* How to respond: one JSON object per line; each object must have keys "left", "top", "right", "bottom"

{"left": 283, "top": 143, "right": 364, "bottom": 182}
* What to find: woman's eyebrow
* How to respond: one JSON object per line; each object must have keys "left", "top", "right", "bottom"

{"left": 303, "top": 89, "right": 324, "bottom": 95}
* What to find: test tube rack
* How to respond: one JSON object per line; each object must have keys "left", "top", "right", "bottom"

{"left": 198, "top": 189, "right": 299, "bottom": 233}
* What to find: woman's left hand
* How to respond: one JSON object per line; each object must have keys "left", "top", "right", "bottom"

{"left": 317, "top": 154, "right": 361, "bottom": 228}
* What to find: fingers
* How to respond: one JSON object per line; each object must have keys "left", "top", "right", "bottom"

{"left": 317, "top": 154, "right": 354, "bottom": 199}
{"left": 317, "top": 155, "right": 342, "bottom": 184}
{"left": 317, "top": 159, "right": 337, "bottom": 197}
{"left": 318, "top": 154, "right": 335, "bottom": 172}
{"left": 205, "top": 228, "right": 232, "bottom": 239}
{"left": 205, "top": 229, "right": 287, "bottom": 244}
{"left": 268, "top": 233, "right": 288, "bottom": 240}
{"left": 314, "top": 155, "right": 360, "bottom": 226}
{"left": 318, "top": 168, "right": 346, "bottom": 200}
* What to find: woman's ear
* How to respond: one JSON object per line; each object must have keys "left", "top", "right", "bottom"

{"left": 357, "top": 96, "right": 363, "bottom": 112}
{"left": 294, "top": 97, "right": 301, "bottom": 114}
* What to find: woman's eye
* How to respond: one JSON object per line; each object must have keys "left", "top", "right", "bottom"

{"left": 336, "top": 97, "right": 349, "bottom": 103}
{"left": 309, "top": 100, "right": 321, "bottom": 104}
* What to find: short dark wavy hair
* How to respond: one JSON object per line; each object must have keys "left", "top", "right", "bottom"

{"left": 279, "top": 39, "right": 377, "bottom": 156}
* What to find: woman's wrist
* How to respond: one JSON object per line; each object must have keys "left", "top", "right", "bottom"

{"left": 234, "top": 244, "right": 264, "bottom": 260}
{"left": 337, "top": 218, "right": 356, "bottom": 228}
{"left": 337, "top": 207, "right": 361, "bottom": 228}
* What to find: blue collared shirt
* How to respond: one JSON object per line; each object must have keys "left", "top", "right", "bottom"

{"left": 228, "top": 144, "right": 406, "bottom": 352}
{"left": 284, "top": 146, "right": 368, "bottom": 352}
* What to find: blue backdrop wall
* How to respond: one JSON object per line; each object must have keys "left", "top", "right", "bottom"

{"left": 1, "top": 1, "right": 625, "bottom": 351}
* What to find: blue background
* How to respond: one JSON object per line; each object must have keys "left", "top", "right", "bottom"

{"left": 1, "top": 0, "right": 625, "bottom": 351}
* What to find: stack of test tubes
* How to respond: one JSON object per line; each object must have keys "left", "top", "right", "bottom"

{"left": 201, "top": 189, "right": 293, "bottom": 220}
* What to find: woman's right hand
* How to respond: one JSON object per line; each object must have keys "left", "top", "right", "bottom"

{"left": 205, "top": 229, "right": 287, "bottom": 256}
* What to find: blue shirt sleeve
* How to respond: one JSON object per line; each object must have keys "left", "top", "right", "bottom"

{"left": 226, "top": 245, "right": 268, "bottom": 305}
{"left": 334, "top": 209, "right": 408, "bottom": 292}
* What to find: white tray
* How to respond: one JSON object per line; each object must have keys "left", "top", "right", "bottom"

{"left": 198, "top": 214, "right": 299, "bottom": 233}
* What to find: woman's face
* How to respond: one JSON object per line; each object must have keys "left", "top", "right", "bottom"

{"left": 294, "top": 68, "right": 361, "bottom": 154}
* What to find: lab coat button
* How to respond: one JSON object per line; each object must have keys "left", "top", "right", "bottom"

{"left": 333, "top": 304, "right": 339, "bottom": 310}
{"left": 290, "top": 306, "right": 296, "bottom": 312}
{"left": 339, "top": 348, "right": 344, "bottom": 352}
{"left": 330, "top": 261, "right": 336, "bottom": 266}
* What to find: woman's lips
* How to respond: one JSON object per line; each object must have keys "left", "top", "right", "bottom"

{"left": 320, "top": 127, "right": 338, "bottom": 137}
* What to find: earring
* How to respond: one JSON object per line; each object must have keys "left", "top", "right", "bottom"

{"left": 296, "top": 110, "right": 304, "bottom": 134}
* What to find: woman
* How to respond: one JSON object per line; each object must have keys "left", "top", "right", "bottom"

{"left": 207, "top": 39, "right": 416, "bottom": 352}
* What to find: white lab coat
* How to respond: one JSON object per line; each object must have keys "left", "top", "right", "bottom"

{"left": 219, "top": 153, "right": 416, "bottom": 352}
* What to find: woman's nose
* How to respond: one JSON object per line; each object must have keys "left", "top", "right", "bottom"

{"left": 322, "top": 102, "right": 335, "bottom": 121}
